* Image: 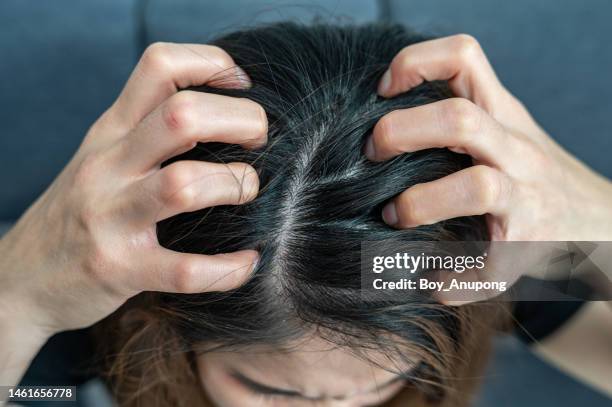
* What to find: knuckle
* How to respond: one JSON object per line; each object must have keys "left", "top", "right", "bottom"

{"left": 444, "top": 98, "right": 481, "bottom": 137}
{"left": 172, "top": 259, "right": 200, "bottom": 293}
{"left": 162, "top": 91, "right": 198, "bottom": 137}
{"left": 169, "top": 184, "right": 197, "bottom": 210}
{"left": 374, "top": 113, "right": 396, "bottom": 152}
{"left": 394, "top": 53, "right": 408, "bottom": 74}
{"left": 394, "top": 47, "right": 414, "bottom": 74}
{"left": 200, "top": 45, "right": 234, "bottom": 68}
{"left": 396, "top": 189, "right": 424, "bottom": 226}
{"left": 452, "top": 34, "right": 482, "bottom": 60}
{"left": 141, "top": 42, "right": 174, "bottom": 73}
{"left": 162, "top": 163, "right": 192, "bottom": 191}
{"left": 470, "top": 166, "right": 501, "bottom": 209}
{"left": 161, "top": 164, "right": 196, "bottom": 208}
{"left": 236, "top": 98, "right": 268, "bottom": 146}
{"left": 252, "top": 101, "right": 269, "bottom": 142}
{"left": 393, "top": 50, "right": 421, "bottom": 90}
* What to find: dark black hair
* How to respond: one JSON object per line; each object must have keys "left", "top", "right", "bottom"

{"left": 109, "top": 22, "right": 503, "bottom": 407}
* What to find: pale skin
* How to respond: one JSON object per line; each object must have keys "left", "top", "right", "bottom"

{"left": 197, "top": 336, "right": 412, "bottom": 407}
{"left": 0, "top": 42, "right": 266, "bottom": 387}
{"left": 1, "top": 34, "right": 612, "bottom": 406}
{"left": 364, "top": 34, "right": 612, "bottom": 303}
{"left": 367, "top": 34, "right": 612, "bottom": 242}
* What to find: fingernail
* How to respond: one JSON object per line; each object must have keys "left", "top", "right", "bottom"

{"left": 378, "top": 69, "right": 392, "bottom": 96}
{"left": 234, "top": 66, "right": 252, "bottom": 88}
{"left": 382, "top": 202, "right": 399, "bottom": 226}
{"left": 250, "top": 254, "right": 260, "bottom": 273}
{"left": 364, "top": 136, "right": 376, "bottom": 160}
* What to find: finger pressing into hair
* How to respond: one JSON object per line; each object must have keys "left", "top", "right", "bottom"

{"left": 133, "top": 161, "right": 259, "bottom": 224}
{"left": 365, "top": 98, "right": 513, "bottom": 169}
{"left": 378, "top": 34, "right": 506, "bottom": 112}
{"left": 382, "top": 165, "right": 511, "bottom": 228}
{"left": 136, "top": 248, "right": 259, "bottom": 294}
{"left": 116, "top": 91, "right": 267, "bottom": 173}
{"left": 112, "top": 43, "right": 251, "bottom": 129}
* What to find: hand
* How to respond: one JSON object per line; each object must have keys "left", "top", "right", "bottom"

{"left": 365, "top": 35, "right": 612, "bottom": 300}
{"left": 0, "top": 43, "right": 266, "bottom": 347}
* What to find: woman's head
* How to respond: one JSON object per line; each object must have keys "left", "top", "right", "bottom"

{"left": 104, "top": 23, "right": 506, "bottom": 407}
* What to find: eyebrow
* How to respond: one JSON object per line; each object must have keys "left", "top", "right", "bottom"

{"left": 230, "top": 370, "right": 405, "bottom": 400}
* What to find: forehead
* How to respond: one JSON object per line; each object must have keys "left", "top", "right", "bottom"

{"left": 200, "top": 336, "right": 414, "bottom": 397}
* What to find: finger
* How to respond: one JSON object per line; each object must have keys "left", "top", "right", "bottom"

{"left": 117, "top": 91, "right": 267, "bottom": 173}
{"left": 134, "top": 161, "right": 259, "bottom": 223}
{"left": 136, "top": 248, "right": 258, "bottom": 293}
{"left": 378, "top": 34, "right": 505, "bottom": 112}
{"left": 382, "top": 165, "right": 511, "bottom": 228}
{"left": 365, "top": 98, "right": 512, "bottom": 168}
{"left": 112, "top": 43, "right": 250, "bottom": 129}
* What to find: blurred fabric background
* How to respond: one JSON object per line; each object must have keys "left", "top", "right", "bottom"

{"left": 1, "top": 1, "right": 611, "bottom": 406}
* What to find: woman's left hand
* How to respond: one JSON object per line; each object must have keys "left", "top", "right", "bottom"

{"left": 365, "top": 34, "right": 612, "bottom": 300}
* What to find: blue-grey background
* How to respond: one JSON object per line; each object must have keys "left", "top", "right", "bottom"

{"left": 1, "top": 0, "right": 611, "bottom": 222}
{"left": 1, "top": 1, "right": 611, "bottom": 406}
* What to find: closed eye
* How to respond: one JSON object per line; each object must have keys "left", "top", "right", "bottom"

{"left": 230, "top": 369, "right": 406, "bottom": 402}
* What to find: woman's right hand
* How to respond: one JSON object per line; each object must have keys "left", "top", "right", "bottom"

{"left": 0, "top": 43, "right": 266, "bottom": 366}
